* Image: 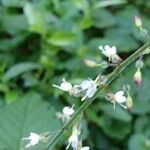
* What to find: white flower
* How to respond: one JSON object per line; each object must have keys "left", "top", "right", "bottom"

{"left": 81, "top": 146, "right": 90, "bottom": 150}
{"left": 22, "top": 132, "right": 50, "bottom": 148}
{"left": 22, "top": 132, "right": 40, "bottom": 148}
{"left": 56, "top": 106, "right": 74, "bottom": 122}
{"left": 114, "top": 91, "right": 127, "bottom": 109}
{"left": 66, "top": 125, "right": 81, "bottom": 150}
{"left": 99, "top": 45, "right": 122, "bottom": 63}
{"left": 74, "top": 79, "right": 97, "bottom": 101}
{"left": 66, "top": 132, "right": 78, "bottom": 150}
{"left": 53, "top": 78, "right": 73, "bottom": 92}
{"left": 63, "top": 106, "right": 74, "bottom": 116}
{"left": 99, "top": 45, "right": 116, "bottom": 58}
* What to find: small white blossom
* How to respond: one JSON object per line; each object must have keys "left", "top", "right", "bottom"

{"left": 74, "top": 79, "right": 97, "bottom": 101}
{"left": 99, "top": 45, "right": 122, "bottom": 63}
{"left": 63, "top": 106, "right": 74, "bottom": 116}
{"left": 81, "top": 146, "right": 90, "bottom": 150}
{"left": 66, "top": 127, "right": 79, "bottom": 150}
{"left": 22, "top": 132, "right": 40, "bottom": 148}
{"left": 114, "top": 91, "right": 127, "bottom": 109}
{"left": 53, "top": 78, "right": 73, "bottom": 92}
{"left": 57, "top": 106, "right": 74, "bottom": 122}
{"left": 22, "top": 132, "right": 50, "bottom": 149}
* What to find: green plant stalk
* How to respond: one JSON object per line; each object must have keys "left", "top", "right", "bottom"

{"left": 45, "top": 41, "right": 150, "bottom": 150}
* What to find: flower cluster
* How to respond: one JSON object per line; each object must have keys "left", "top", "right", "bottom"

{"left": 53, "top": 78, "right": 98, "bottom": 101}
{"left": 21, "top": 15, "right": 148, "bottom": 150}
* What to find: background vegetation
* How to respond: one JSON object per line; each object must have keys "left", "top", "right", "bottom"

{"left": 0, "top": 0, "right": 150, "bottom": 150}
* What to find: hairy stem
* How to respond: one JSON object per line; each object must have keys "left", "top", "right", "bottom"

{"left": 45, "top": 41, "right": 150, "bottom": 150}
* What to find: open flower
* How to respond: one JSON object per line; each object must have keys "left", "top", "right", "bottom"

{"left": 22, "top": 132, "right": 50, "bottom": 148}
{"left": 57, "top": 106, "right": 74, "bottom": 122}
{"left": 107, "top": 91, "right": 127, "bottom": 109}
{"left": 74, "top": 78, "right": 97, "bottom": 101}
{"left": 53, "top": 77, "right": 98, "bottom": 101}
{"left": 114, "top": 91, "right": 127, "bottom": 109}
{"left": 53, "top": 78, "right": 79, "bottom": 96}
{"left": 99, "top": 45, "right": 122, "bottom": 63}
{"left": 53, "top": 78, "right": 73, "bottom": 92}
{"left": 66, "top": 126, "right": 80, "bottom": 150}
{"left": 63, "top": 106, "right": 74, "bottom": 116}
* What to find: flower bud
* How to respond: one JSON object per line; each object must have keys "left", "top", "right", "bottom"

{"left": 135, "top": 59, "right": 143, "bottom": 68}
{"left": 126, "top": 93, "right": 133, "bottom": 111}
{"left": 134, "top": 15, "right": 142, "bottom": 28}
{"left": 84, "top": 59, "right": 97, "bottom": 67}
{"left": 133, "top": 68, "right": 142, "bottom": 86}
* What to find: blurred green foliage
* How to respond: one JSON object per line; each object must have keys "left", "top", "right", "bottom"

{"left": 0, "top": 0, "right": 150, "bottom": 150}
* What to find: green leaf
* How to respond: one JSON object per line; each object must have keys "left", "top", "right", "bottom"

{"left": 132, "top": 69, "right": 150, "bottom": 114}
{"left": 22, "top": 73, "right": 39, "bottom": 87}
{"left": 92, "top": 9, "right": 116, "bottom": 28}
{"left": 128, "top": 134, "right": 150, "bottom": 150}
{"left": 71, "top": 0, "right": 89, "bottom": 13}
{"left": 100, "top": 114, "right": 131, "bottom": 139}
{"left": 1, "top": 14, "right": 28, "bottom": 35}
{"left": 93, "top": 0, "right": 126, "bottom": 9}
{"left": 105, "top": 28, "right": 139, "bottom": 52}
{"left": 99, "top": 103, "right": 132, "bottom": 122}
{"left": 0, "top": 35, "right": 27, "bottom": 52}
{"left": 78, "top": 15, "right": 93, "bottom": 29}
{"left": 134, "top": 116, "right": 150, "bottom": 134}
{"left": 1, "top": 0, "right": 23, "bottom": 7}
{"left": 0, "top": 92, "right": 61, "bottom": 150}
{"left": 3, "top": 62, "right": 41, "bottom": 82}
{"left": 23, "top": 2, "right": 45, "bottom": 34}
{"left": 47, "top": 31, "right": 76, "bottom": 46}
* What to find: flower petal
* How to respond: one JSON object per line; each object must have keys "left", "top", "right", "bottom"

{"left": 115, "top": 91, "right": 126, "bottom": 103}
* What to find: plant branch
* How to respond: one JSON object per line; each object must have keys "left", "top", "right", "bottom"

{"left": 45, "top": 41, "right": 150, "bottom": 150}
